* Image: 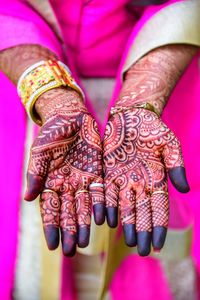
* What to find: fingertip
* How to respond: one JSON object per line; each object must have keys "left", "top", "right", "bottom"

{"left": 78, "top": 226, "right": 90, "bottom": 248}
{"left": 61, "top": 230, "right": 77, "bottom": 257}
{"left": 44, "top": 225, "right": 60, "bottom": 250}
{"left": 93, "top": 203, "right": 105, "bottom": 225}
{"left": 106, "top": 207, "right": 118, "bottom": 228}
{"left": 123, "top": 224, "right": 137, "bottom": 247}
{"left": 152, "top": 226, "right": 167, "bottom": 250}
{"left": 169, "top": 167, "right": 190, "bottom": 193}
{"left": 25, "top": 174, "right": 45, "bottom": 201}
{"left": 137, "top": 231, "right": 152, "bottom": 257}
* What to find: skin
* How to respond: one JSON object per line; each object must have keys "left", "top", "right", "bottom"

{"left": 103, "top": 44, "right": 198, "bottom": 256}
{"left": 0, "top": 45, "right": 105, "bottom": 256}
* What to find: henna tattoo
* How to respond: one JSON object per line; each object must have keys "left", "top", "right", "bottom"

{"left": 104, "top": 109, "right": 183, "bottom": 232}
{"left": 26, "top": 88, "right": 104, "bottom": 254}
{"left": 104, "top": 45, "right": 194, "bottom": 254}
{"left": 75, "top": 192, "right": 91, "bottom": 226}
{"left": 40, "top": 191, "right": 60, "bottom": 227}
{"left": 0, "top": 45, "right": 57, "bottom": 84}
{"left": 116, "top": 45, "right": 197, "bottom": 114}
{"left": 35, "top": 87, "right": 87, "bottom": 124}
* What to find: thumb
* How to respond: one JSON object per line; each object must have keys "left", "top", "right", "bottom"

{"left": 162, "top": 134, "right": 190, "bottom": 193}
{"left": 24, "top": 153, "right": 49, "bottom": 201}
{"left": 168, "top": 166, "right": 190, "bottom": 193}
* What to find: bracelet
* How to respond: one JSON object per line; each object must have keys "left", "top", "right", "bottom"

{"left": 17, "top": 60, "right": 85, "bottom": 126}
{"left": 110, "top": 102, "right": 160, "bottom": 117}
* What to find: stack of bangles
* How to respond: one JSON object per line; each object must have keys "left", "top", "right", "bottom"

{"left": 17, "top": 59, "right": 85, "bottom": 126}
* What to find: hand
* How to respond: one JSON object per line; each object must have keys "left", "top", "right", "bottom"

{"left": 24, "top": 88, "right": 105, "bottom": 256}
{"left": 103, "top": 108, "right": 189, "bottom": 256}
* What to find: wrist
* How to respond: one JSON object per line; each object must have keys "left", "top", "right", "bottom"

{"left": 35, "top": 87, "right": 86, "bottom": 124}
{"left": 115, "top": 44, "right": 197, "bottom": 116}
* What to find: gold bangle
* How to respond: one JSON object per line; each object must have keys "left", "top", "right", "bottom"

{"left": 18, "top": 60, "right": 85, "bottom": 125}
{"left": 110, "top": 102, "right": 160, "bottom": 117}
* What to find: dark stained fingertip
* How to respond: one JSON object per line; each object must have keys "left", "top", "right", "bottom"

{"left": 137, "top": 231, "right": 152, "bottom": 256}
{"left": 78, "top": 226, "right": 90, "bottom": 248}
{"left": 123, "top": 224, "right": 137, "bottom": 247}
{"left": 106, "top": 207, "right": 118, "bottom": 228}
{"left": 44, "top": 225, "right": 60, "bottom": 250}
{"left": 93, "top": 203, "right": 105, "bottom": 225}
{"left": 24, "top": 174, "right": 45, "bottom": 201}
{"left": 169, "top": 167, "right": 190, "bottom": 193}
{"left": 61, "top": 230, "right": 77, "bottom": 257}
{"left": 152, "top": 226, "right": 167, "bottom": 250}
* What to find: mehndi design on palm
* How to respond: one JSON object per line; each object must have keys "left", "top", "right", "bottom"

{"left": 103, "top": 45, "right": 195, "bottom": 256}
{"left": 25, "top": 88, "right": 104, "bottom": 256}
{"left": 104, "top": 109, "right": 189, "bottom": 256}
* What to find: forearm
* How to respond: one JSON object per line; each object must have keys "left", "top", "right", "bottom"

{"left": 0, "top": 44, "right": 57, "bottom": 85}
{"left": 116, "top": 44, "right": 198, "bottom": 114}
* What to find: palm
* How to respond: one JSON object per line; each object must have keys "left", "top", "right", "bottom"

{"left": 26, "top": 112, "right": 104, "bottom": 256}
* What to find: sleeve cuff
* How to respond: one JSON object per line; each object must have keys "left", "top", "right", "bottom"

{"left": 0, "top": 2, "right": 63, "bottom": 58}
{"left": 122, "top": 0, "right": 200, "bottom": 77}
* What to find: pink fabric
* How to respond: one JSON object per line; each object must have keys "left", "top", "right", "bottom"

{"left": 0, "top": 0, "right": 199, "bottom": 299}
{"left": 0, "top": 76, "right": 26, "bottom": 300}
{"left": 0, "top": 0, "right": 63, "bottom": 57}
{"left": 110, "top": 255, "right": 173, "bottom": 300}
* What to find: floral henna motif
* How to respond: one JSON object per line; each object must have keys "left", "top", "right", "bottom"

{"left": 103, "top": 109, "right": 183, "bottom": 232}
{"left": 25, "top": 88, "right": 104, "bottom": 254}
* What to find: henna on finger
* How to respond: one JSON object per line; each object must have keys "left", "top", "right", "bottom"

{"left": 89, "top": 183, "right": 105, "bottom": 225}
{"left": 40, "top": 190, "right": 60, "bottom": 250}
{"left": 75, "top": 191, "right": 91, "bottom": 248}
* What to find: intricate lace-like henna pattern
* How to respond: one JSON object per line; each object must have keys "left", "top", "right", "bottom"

{"left": 104, "top": 109, "right": 183, "bottom": 232}
{"left": 116, "top": 45, "right": 197, "bottom": 115}
{"left": 25, "top": 88, "right": 104, "bottom": 255}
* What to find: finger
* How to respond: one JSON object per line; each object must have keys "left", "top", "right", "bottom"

{"left": 162, "top": 135, "right": 190, "bottom": 193}
{"left": 25, "top": 154, "right": 50, "bottom": 201}
{"left": 75, "top": 191, "right": 91, "bottom": 248}
{"left": 119, "top": 187, "right": 136, "bottom": 247}
{"left": 89, "top": 182, "right": 105, "bottom": 225}
{"left": 40, "top": 190, "right": 60, "bottom": 250}
{"left": 105, "top": 183, "right": 119, "bottom": 228}
{"left": 168, "top": 167, "right": 190, "bottom": 193}
{"left": 137, "top": 232, "right": 152, "bottom": 257}
{"left": 60, "top": 190, "right": 77, "bottom": 257}
{"left": 151, "top": 190, "right": 169, "bottom": 250}
{"left": 136, "top": 195, "right": 152, "bottom": 256}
